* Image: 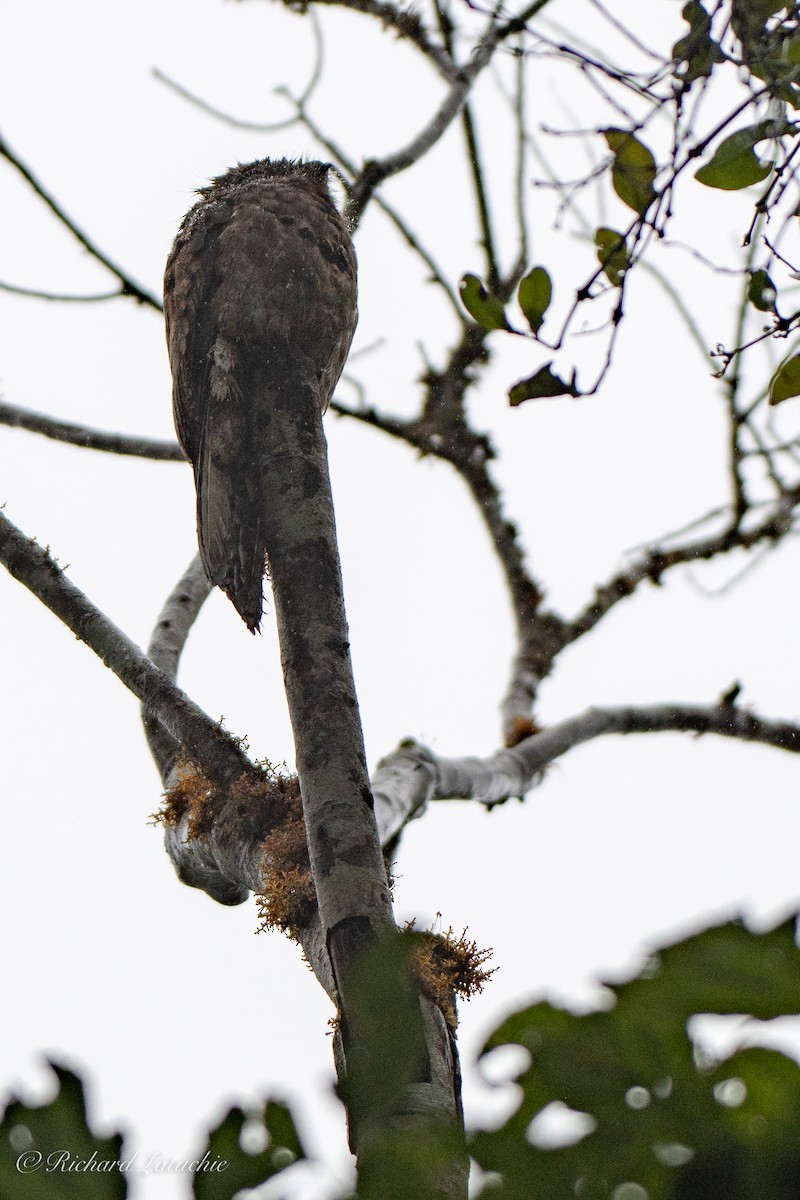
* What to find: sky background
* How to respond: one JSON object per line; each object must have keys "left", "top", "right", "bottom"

{"left": 1, "top": 2, "right": 800, "bottom": 1197}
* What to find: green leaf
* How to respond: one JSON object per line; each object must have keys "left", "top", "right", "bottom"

{"left": 472, "top": 914, "right": 800, "bottom": 1200}
{"left": 194, "top": 1099, "right": 307, "bottom": 1200}
{"left": 732, "top": 0, "right": 789, "bottom": 52}
{"left": 748, "top": 268, "right": 777, "bottom": 312}
{"left": 459, "top": 274, "right": 510, "bottom": 331}
{"left": 604, "top": 128, "right": 657, "bottom": 215}
{"left": 673, "top": 1, "right": 724, "bottom": 85}
{"left": 508, "top": 363, "right": 580, "bottom": 405}
{"left": 594, "top": 227, "right": 629, "bottom": 286}
{"left": 694, "top": 120, "right": 788, "bottom": 190}
{"left": 517, "top": 266, "right": 552, "bottom": 334}
{"left": 769, "top": 352, "right": 800, "bottom": 405}
{"left": 0, "top": 1062, "right": 126, "bottom": 1200}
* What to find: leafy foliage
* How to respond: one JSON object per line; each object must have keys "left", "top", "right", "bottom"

{"left": 594, "top": 228, "right": 629, "bottom": 287}
{"left": 194, "top": 1099, "right": 306, "bottom": 1200}
{"left": 748, "top": 269, "right": 778, "bottom": 313}
{"left": 694, "top": 121, "right": 786, "bottom": 191}
{"left": 769, "top": 353, "right": 800, "bottom": 405}
{"left": 604, "top": 129, "right": 658, "bottom": 215}
{"left": 0, "top": 1062, "right": 126, "bottom": 1200}
{"left": 672, "top": 1, "right": 724, "bottom": 85}
{"left": 459, "top": 274, "right": 510, "bottom": 331}
{"left": 470, "top": 916, "right": 800, "bottom": 1199}
{"left": 508, "top": 364, "right": 581, "bottom": 405}
{"left": 517, "top": 267, "right": 552, "bottom": 334}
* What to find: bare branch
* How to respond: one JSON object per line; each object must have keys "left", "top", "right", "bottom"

{"left": 725, "top": 238, "right": 760, "bottom": 525}
{"left": 513, "top": 39, "right": 530, "bottom": 270}
{"left": 331, "top": 356, "right": 568, "bottom": 741}
{"left": 153, "top": 67, "right": 302, "bottom": 132}
{"left": 143, "top": 556, "right": 212, "bottom": 783}
{"left": 566, "top": 494, "right": 799, "bottom": 645}
{"left": 461, "top": 101, "right": 501, "bottom": 288}
{"left": 152, "top": 14, "right": 323, "bottom": 132}
{"left": 347, "top": 0, "right": 547, "bottom": 221}
{"left": 0, "top": 132, "right": 162, "bottom": 312}
{"left": 0, "top": 279, "right": 125, "bottom": 303}
{"left": 0, "top": 400, "right": 185, "bottom": 461}
{"left": 375, "top": 195, "right": 467, "bottom": 320}
{"left": 0, "top": 509, "right": 250, "bottom": 789}
{"left": 374, "top": 698, "right": 800, "bottom": 831}
{"left": 256, "top": 0, "right": 457, "bottom": 79}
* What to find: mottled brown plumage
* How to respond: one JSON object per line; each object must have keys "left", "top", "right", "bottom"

{"left": 164, "top": 158, "right": 358, "bottom": 631}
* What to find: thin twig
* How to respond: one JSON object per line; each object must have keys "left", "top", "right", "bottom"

{"left": 0, "top": 400, "right": 185, "bottom": 461}
{"left": 347, "top": 0, "right": 549, "bottom": 221}
{"left": 273, "top": 0, "right": 457, "bottom": 78}
{"left": 0, "top": 132, "right": 162, "bottom": 312}
{"left": 153, "top": 67, "right": 303, "bottom": 132}
{"left": 0, "top": 280, "right": 125, "bottom": 303}
{"left": 462, "top": 101, "right": 501, "bottom": 288}
{"left": 151, "top": 10, "right": 324, "bottom": 132}
{"left": 566, "top": 492, "right": 800, "bottom": 644}
{"left": 513, "top": 39, "right": 530, "bottom": 268}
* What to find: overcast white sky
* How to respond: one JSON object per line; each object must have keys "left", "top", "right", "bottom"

{"left": 1, "top": 2, "right": 800, "bottom": 1197}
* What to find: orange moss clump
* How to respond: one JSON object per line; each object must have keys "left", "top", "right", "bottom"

{"left": 255, "top": 777, "right": 317, "bottom": 939}
{"left": 408, "top": 922, "right": 495, "bottom": 1030}
{"left": 152, "top": 762, "right": 221, "bottom": 839}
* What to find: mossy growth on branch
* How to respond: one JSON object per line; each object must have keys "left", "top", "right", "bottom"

{"left": 407, "top": 922, "right": 495, "bottom": 1030}
{"left": 255, "top": 775, "right": 317, "bottom": 939}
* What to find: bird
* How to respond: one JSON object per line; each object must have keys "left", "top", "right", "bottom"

{"left": 164, "top": 158, "right": 358, "bottom": 632}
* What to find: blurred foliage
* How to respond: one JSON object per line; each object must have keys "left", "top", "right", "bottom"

{"left": 0, "top": 1062, "right": 306, "bottom": 1200}
{"left": 193, "top": 1098, "right": 307, "bottom": 1200}
{"left": 0, "top": 1062, "right": 126, "bottom": 1200}
{"left": 469, "top": 915, "right": 800, "bottom": 1199}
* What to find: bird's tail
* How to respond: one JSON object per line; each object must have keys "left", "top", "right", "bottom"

{"left": 195, "top": 348, "right": 266, "bottom": 633}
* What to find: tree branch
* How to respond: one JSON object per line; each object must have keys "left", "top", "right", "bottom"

{"left": 331, "top": 322, "right": 569, "bottom": 743}
{"left": 0, "top": 400, "right": 185, "bottom": 461}
{"left": 0, "top": 510, "right": 251, "bottom": 789}
{"left": 346, "top": 1, "right": 545, "bottom": 221}
{"left": 0, "top": 279, "right": 126, "bottom": 303}
{"left": 373, "top": 697, "right": 800, "bottom": 830}
{"left": 255, "top": 0, "right": 457, "bottom": 79}
{"left": 565, "top": 494, "right": 800, "bottom": 646}
{"left": 0, "top": 132, "right": 162, "bottom": 312}
{"left": 143, "top": 555, "right": 212, "bottom": 783}
{"left": 152, "top": 12, "right": 324, "bottom": 132}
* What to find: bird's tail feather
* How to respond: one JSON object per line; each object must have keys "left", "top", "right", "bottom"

{"left": 196, "top": 346, "right": 266, "bottom": 633}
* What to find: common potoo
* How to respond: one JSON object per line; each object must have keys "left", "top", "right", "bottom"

{"left": 164, "top": 158, "right": 358, "bottom": 632}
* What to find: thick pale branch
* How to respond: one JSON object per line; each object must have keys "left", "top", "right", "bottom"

{"left": 143, "top": 555, "right": 212, "bottom": 782}
{"left": 373, "top": 699, "right": 800, "bottom": 827}
{"left": 0, "top": 400, "right": 185, "bottom": 460}
{"left": 0, "top": 133, "right": 162, "bottom": 312}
